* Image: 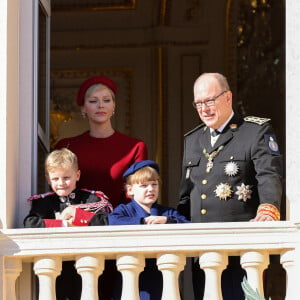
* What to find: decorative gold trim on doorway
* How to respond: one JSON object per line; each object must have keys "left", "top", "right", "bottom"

{"left": 156, "top": 48, "right": 163, "bottom": 168}
{"left": 52, "top": 0, "right": 136, "bottom": 11}
{"left": 159, "top": 0, "right": 168, "bottom": 26}
{"left": 225, "top": 0, "right": 237, "bottom": 94}
{"left": 156, "top": 47, "right": 168, "bottom": 205}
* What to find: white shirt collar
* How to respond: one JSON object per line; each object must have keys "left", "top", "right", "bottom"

{"left": 211, "top": 111, "right": 234, "bottom": 134}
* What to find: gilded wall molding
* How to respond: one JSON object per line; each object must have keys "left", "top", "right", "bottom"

{"left": 185, "top": 0, "right": 201, "bottom": 21}
{"left": 156, "top": 47, "right": 168, "bottom": 204}
{"left": 51, "top": 39, "right": 209, "bottom": 52}
{"left": 159, "top": 0, "right": 168, "bottom": 26}
{"left": 52, "top": 0, "right": 136, "bottom": 11}
{"left": 225, "top": 0, "right": 238, "bottom": 97}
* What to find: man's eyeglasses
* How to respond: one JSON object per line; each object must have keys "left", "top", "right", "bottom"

{"left": 192, "top": 90, "right": 227, "bottom": 109}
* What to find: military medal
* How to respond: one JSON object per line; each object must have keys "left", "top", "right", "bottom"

{"left": 206, "top": 160, "right": 214, "bottom": 172}
{"left": 203, "top": 146, "right": 224, "bottom": 173}
{"left": 214, "top": 183, "right": 232, "bottom": 200}
{"left": 224, "top": 161, "right": 239, "bottom": 176}
{"left": 235, "top": 183, "right": 252, "bottom": 202}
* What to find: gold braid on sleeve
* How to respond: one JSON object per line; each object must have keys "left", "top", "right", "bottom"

{"left": 257, "top": 203, "right": 280, "bottom": 221}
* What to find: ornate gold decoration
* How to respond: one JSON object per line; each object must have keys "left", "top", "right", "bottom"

{"left": 214, "top": 183, "right": 232, "bottom": 201}
{"left": 203, "top": 146, "right": 224, "bottom": 173}
{"left": 225, "top": 0, "right": 284, "bottom": 118}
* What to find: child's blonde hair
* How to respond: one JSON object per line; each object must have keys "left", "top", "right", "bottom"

{"left": 45, "top": 148, "right": 78, "bottom": 174}
{"left": 125, "top": 166, "right": 160, "bottom": 186}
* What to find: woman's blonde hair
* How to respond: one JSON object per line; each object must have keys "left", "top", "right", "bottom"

{"left": 45, "top": 148, "right": 78, "bottom": 174}
{"left": 85, "top": 83, "right": 116, "bottom": 102}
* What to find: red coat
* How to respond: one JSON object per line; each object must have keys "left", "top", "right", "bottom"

{"left": 56, "top": 130, "right": 148, "bottom": 207}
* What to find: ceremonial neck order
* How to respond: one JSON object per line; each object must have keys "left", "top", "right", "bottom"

{"left": 203, "top": 146, "right": 224, "bottom": 173}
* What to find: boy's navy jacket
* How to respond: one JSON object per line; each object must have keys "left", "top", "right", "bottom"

{"left": 108, "top": 199, "right": 190, "bottom": 225}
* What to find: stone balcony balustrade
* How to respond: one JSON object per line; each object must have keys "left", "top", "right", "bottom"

{"left": 0, "top": 221, "right": 299, "bottom": 300}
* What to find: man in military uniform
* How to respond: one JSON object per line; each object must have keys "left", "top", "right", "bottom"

{"left": 178, "top": 73, "right": 282, "bottom": 299}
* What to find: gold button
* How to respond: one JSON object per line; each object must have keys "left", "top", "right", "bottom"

{"left": 201, "top": 194, "right": 206, "bottom": 200}
{"left": 202, "top": 179, "right": 207, "bottom": 184}
{"left": 201, "top": 209, "right": 207, "bottom": 215}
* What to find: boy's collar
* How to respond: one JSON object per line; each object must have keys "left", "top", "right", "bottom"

{"left": 58, "top": 188, "right": 78, "bottom": 202}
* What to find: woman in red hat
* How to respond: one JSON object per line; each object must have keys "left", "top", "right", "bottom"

{"left": 55, "top": 76, "right": 148, "bottom": 300}
{"left": 55, "top": 75, "right": 148, "bottom": 208}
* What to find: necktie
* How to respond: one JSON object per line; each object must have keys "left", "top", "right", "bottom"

{"left": 211, "top": 130, "right": 220, "bottom": 137}
{"left": 210, "top": 130, "right": 221, "bottom": 146}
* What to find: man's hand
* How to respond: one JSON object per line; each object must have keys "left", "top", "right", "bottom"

{"left": 250, "top": 214, "right": 274, "bottom": 222}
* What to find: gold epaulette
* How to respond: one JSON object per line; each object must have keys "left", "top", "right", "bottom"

{"left": 244, "top": 116, "right": 271, "bottom": 125}
{"left": 184, "top": 123, "right": 205, "bottom": 137}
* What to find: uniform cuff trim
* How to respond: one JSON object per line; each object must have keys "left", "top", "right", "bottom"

{"left": 257, "top": 204, "right": 280, "bottom": 221}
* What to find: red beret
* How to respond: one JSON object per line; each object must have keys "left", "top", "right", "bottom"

{"left": 76, "top": 76, "right": 118, "bottom": 106}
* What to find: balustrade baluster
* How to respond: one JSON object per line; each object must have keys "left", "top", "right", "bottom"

{"left": 34, "top": 256, "right": 62, "bottom": 300}
{"left": 157, "top": 253, "right": 185, "bottom": 300}
{"left": 240, "top": 250, "right": 268, "bottom": 297}
{"left": 75, "top": 255, "right": 104, "bottom": 300}
{"left": 4, "top": 257, "right": 22, "bottom": 300}
{"left": 116, "top": 254, "right": 144, "bottom": 300}
{"left": 199, "top": 251, "right": 227, "bottom": 300}
{"left": 281, "top": 249, "right": 296, "bottom": 300}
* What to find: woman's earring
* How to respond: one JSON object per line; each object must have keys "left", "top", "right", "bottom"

{"left": 81, "top": 112, "right": 87, "bottom": 118}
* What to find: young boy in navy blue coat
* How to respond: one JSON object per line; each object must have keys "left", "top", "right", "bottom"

{"left": 109, "top": 160, "right": 189, "bottom": 300}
